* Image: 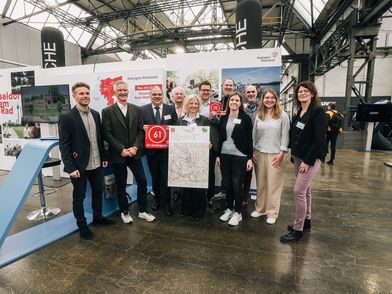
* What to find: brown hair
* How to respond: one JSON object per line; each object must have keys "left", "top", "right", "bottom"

{"left": 258, "top": 89, "right": 282, "bottom": 120}
{"left": 72, "top": 82, "right": 90, "bottom": 94}
{"left": 293, "top": 80, "right": 320, "bottom": 107}
{"left": 224, "top": 92, "right": 244, "bottom": 113}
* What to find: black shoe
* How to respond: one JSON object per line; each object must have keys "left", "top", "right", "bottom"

{"left": 207, "top": 200, "right": 214, "bottom": 209}
{"left": 164, "top": 205, "right": 173, "bottom": 216}
{"left": 327, "top": 159, "right": 334, "bottom": 165}
{"left": 280, "top": 230, "right": 303, "bottom": 243}
{"left": 193, "top": 217, "right": 200, "bottom": 221}
{"left": 287, "top": 219, "right": 311, "bottom": 232}
{"left": 92, "top": 217, "right": 116, "bottom": 226}
{"left": 79, "top": 225, "right": 94, "bottom": 240}
{"left": 152, "top": 203, "right": 161, "bottom": 210}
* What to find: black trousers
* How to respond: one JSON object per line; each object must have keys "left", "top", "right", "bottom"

{"left": 220, "top": 154, "right": 247, "bottom": 213}
{"left": 147, "top": 150, "right": 170, "bottom": 207}
{"left": 207, "top": 149, "right": 218, "bottom": 201}
{"left": 326, "top": 131, "right": 339, "bottom": 160}
{"left": 181, "top": 188, "right": 207, "bottom": 218}
{"left": 70, "top": 167, "right": 104, "bottom": 227}
{"left": 243, "top": 168, "right": 253, "bottom": 201}
{"left": 112, "top": 158, "right": 148, "bottom": 213}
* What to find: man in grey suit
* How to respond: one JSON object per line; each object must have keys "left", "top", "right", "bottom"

{"left": 59, "top": 82, "right": 115, "bottom": 240}
{"left": 140, "top": 86, "right": 178, "bottom": 216}
{"left": 102, "top": 80, "right": 155, "bottom": 223}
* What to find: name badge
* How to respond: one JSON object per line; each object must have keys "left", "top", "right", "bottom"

{"left": 296, "top": 121, "right": 305, "bottom": 130}
{"left": 164, "top": 114, "right": 172, "bottom": 120}
{"left": 233, "top": 118, "right": 241, "bottom": 124}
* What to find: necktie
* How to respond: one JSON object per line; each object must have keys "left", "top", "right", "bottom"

{"left": 154, "top": 106, "right": 161, "bottom": 124}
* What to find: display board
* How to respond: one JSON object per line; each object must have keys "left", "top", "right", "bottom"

{"left": 0, "top": 48, "right": 281, "bottom": 170}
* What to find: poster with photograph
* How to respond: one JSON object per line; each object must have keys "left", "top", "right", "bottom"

{"left": 221, "top": 66, "right": 281, "bottom": 103}
{"left": 0, "top": 68, "right": 38, "bottom": 124}
{"left": 0, "top": 123, "right": 41, "bottom": 139}
{"left": 36, "top": 69, "right": 165, "bottom": 112}
{"left": 3, "top": 139, "right": 25, "bottom": 157}
{"left": 11, "top": 71, "right": 35, "bottom": 94}
{"left": 166, "top": 69, "right": 220, "bottom": 102}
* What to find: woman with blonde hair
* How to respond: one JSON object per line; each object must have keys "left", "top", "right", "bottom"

{"left": 251, "top": 89, "right": 290, "bottom": 225}
{"left": 177, "top": 94, "right": 210, "bottom": 220}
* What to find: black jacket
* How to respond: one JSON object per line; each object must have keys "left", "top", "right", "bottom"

{"left": 289, "top": 104, "right": 327, "bottom": 165}
{"left": 177, "top": 115, "right": 210, "bottom": 127}
{"left": 102, "top": 103, "right": 145, "bottom": 163}
{"left": 140, "top": 103, "right": 178, "bottom": 156}
{"left": 59, "top": 106, "right": 106, "bottom": 174}
{"left": 218, "top": 111, "right": 253, "bottom": 159}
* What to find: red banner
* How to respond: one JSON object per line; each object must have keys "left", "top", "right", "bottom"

{"left": 145, "top": 125, "right": 169, "bottom": 149}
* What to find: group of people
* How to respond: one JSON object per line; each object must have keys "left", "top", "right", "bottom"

{"left": 59, "top": 79, "right": 327, "bottom": 243}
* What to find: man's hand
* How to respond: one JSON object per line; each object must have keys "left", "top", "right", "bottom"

{"left": 69, "top": 170, "right": 80, "bottom": 178}
{"left": 128, "top": 147, "right": 137, "bottom": 156}
{"left": 102, "top": 161, "right": 108, "bottom": 168}
{"left": 121, "top": 149, "right": 131, "bottom": 157}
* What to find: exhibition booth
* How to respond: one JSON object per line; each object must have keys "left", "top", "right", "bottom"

{"left": 0, "top": 48, "right": 281, "bottom": 266}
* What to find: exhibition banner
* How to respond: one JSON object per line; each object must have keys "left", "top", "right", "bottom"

{"left": 166, "top": 48, "right": 281, "bottom": 103}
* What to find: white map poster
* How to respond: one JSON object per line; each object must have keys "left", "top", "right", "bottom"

{"left": 168, "top": 126, "right": 210, "bottom": 188}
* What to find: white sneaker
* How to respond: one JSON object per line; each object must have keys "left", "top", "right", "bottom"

{"left": 121, "top": 212, "right": 133, "bottom": 224}
{"left": 214, "top": 191, "right": 226, "bottom": 200}
{"left": 220, "top": 209, "right": 234, "bottom": 222}
{"left": 138, "top": 212, "right": 156, "bottom": 222}
{"left": 266, "top": 217, "right": 276, "bottom": 224}
{"left": 228, "top": 212, "right": 242, "bottom": 226}
{"left": 250, "top": 211, "right": 266, "bottom": 218}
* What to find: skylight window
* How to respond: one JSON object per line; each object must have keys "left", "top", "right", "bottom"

{"left": 294, "top": 0, "right": 327, "bottom": 26}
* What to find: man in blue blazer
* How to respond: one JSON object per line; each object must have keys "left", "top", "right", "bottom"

{"left": 140, "top": 86, "right": 178, "bottom": 216}
{"left": 59, "top": 82, "right": 115, "bottom": 240}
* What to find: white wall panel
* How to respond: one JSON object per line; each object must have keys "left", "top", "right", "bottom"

{"left": 0, "top": 18, "right": 81, "bottom": 69}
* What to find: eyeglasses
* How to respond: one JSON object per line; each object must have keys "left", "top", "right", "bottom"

{"left": 246, "top": 91, "right": 256, "bottom": 93}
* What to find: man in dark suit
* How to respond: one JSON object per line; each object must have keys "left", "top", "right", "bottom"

{"left": 59, "top": 82, "right": 115, "bottom": 240}
{"left": 140, "top": 86, "right": 178, "bottom": 216}
{"left": 102, "top": 80, "right": 155, "bottom": 224}
{"left": 198, "top": 81, "right": 219, "bottom": 208}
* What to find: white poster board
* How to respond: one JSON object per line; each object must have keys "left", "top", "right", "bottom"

{"left": 168, "top": 125, "right": 210, "bottom": 188}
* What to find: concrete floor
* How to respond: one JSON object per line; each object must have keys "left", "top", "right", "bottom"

{"left": 0, "top": 149, "right": 391, "bottom": 293}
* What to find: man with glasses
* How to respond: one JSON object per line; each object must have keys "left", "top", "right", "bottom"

{"left": 141, "top": 86, "right": 178, "bottom": 216}
{"left": 198, "top": 81, "right": 220, "bottom": 208}
{"left": 243, "top": 85, "right": 259, "bottom": 206}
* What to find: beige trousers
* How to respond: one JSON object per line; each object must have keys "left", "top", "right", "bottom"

{"left": 254, "top": 151, "right": 284, "bottom": 219}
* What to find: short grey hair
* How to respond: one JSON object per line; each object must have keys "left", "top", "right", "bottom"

{"left": 113, "top": 80, "right": 127, "bottom": 91}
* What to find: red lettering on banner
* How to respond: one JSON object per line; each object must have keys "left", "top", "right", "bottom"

{"left": 135, "top": 84, "right": 162, "bottom": 91}
{"left": 0, "top": 92, "right": 20, "bottom": 100}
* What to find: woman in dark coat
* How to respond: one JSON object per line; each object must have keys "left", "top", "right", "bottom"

{"left": 281, "top": 81, "right": 327, "bottom": 242}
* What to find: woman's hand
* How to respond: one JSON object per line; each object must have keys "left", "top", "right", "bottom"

{"left": 272, "top": 152, "right": 284, "bottom": 168}
{"left": 216, "top": 157, "right": 220, "bottom": 167}
{"left": 298, "top": 162, "right": 309, "bottom": 173}
{"left": 208, "top": 142, "right": 212, "bottom": 150}
{"left": 246, "top": 159, "right": 253, "bottom": 171}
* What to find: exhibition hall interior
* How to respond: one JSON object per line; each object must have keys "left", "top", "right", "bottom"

{"left": 0, "top": 0, "right": 392, "bottom": 293}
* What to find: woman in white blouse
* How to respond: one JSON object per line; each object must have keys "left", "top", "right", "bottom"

{"left": 251, "top": 89, "right": 290, "bottom": 224}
